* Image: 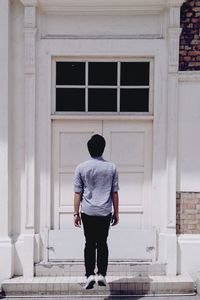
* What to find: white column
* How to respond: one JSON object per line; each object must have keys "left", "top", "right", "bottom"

{"left": 0, "top": 0, "right": 13, "bottom": 281}
{"left": 166, "top": 5, "right": 182, "bottom": 275}
{"left": 20, "top": 0, "right": 37, "bottom": 278}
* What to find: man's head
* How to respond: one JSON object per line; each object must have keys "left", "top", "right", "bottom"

{"left": 87, "top": 134, "right": 106, "bottom": 158}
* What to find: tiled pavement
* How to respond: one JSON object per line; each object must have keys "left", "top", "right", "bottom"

{"left": 0, "top": 295, "right": 199, "bottom": 300}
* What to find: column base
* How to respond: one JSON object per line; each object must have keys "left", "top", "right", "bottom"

{"left": 0, "top": 236, "right": 14, "bottom": 280}
{"left": 23, "top": 234, "right": 35, "bottom": 278}
{"left": 159, "top": 232, "right": 177, "bottom": 276}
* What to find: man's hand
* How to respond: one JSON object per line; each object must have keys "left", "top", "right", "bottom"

{"left": 74, "top": 192, "right": 81, "bottom": 227}
{"left": 74, "top": 214, "right": 81, "bottom": 227}
{"left": 111, "top": 213, "right": 119, "bottom": 226}
{"left": 111, "top": 192, "right": 119, "bottom": 226}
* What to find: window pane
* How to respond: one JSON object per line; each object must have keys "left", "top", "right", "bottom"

{"left": 56, "top": 62, "right": 85, "bottom": 85}
{"left": 120, "top": 62, "right": 149, "bottom": 86}
{"left": 56, "top": 88, "right": 85, "bottom": 111}
{"left": 88, "top": 89, "right": 117, "bottom": 112}
{"left": 120, "top": 89, "right": 149, "bottom": 112}
{"left": 88, "top": 62, "right": 117, "bottom": 86}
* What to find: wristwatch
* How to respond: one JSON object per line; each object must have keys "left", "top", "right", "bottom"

{"left": 73, "top": 213, "right": 79, "bottom": 216}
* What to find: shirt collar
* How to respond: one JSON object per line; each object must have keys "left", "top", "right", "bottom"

{"left": 91, "top": 156, "right": 104, "bottom": 161}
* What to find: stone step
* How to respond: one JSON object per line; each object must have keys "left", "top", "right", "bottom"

{"left": 35, "top": 262, "right": 166, "bottom": 277}
{"left": 1, "top": 275, "right": 195, "bottom": 297}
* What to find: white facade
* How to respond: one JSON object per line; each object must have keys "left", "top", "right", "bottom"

{"left": 0, "top": 0, "right": 200, "bottom": 281}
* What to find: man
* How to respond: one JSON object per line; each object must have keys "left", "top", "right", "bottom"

{"left": 73, "top": 134, "right": 119, "bottom": 289}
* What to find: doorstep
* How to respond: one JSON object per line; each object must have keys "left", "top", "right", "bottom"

{"left": 35, "top": 261, "right": 166, "bottom": 277}
{"left": 1, "top": 275, "right": 195, "bottom": 297}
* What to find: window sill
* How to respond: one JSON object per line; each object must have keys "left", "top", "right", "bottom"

{"left": 51, "top": 113, "right": 154, "bottom": 121}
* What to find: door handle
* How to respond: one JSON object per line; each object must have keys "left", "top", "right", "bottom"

{"left": 46, "top": 246, "right": 54, "bottom": 251}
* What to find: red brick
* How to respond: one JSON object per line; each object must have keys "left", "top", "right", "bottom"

{"left": 191, "top": 40, "right": 199, "bottom": 45}
{"left": 179, "top": 50, "right": 187, "bottom": 56}
{"left": 186, "top": 12, "right": 193, "bottom": 17}
{"left": 189, "top": 1, "right": 195, "bottom": 6}
{"left": 188, "top": 225, "right": 197, "bottom": 229}
{"left": 188, "top": 62, "right": 200, "bottom": 66}
{"left": 188, "top": 50, "right": 200, "bottom": 56}
{"left": 191, "top": 17, "right": 200, "bottom": 22}
{"left": 193, "top": 7, "right": 200, "bottom": 12}
{"left": 187, "top": 23, "right": 194, "bottom": 28}
{"left": 184, "top": 56, "right": 191, "bottom": 62}
{"left": 185, "top": 45, "right": 192, "bottom": 50}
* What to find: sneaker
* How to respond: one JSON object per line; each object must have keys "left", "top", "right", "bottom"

{"left": 84, "top": 275, "right": 95, "bottom": 289}
{"left": 97, "top": 274, "right": 107, "bottom": 286}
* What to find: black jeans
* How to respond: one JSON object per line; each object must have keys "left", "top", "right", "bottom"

{"left": 81, "top": 212, "right": 112, "bottom": 278}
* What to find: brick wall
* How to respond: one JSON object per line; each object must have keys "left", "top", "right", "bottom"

{"left": 179, "top": 0, "right": 200, "bottom": 71}
{"left": 176, "top": 192, "right": 200, "bottom": 234}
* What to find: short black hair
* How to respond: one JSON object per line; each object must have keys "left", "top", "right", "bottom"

{"left": 87, "top": 134, "right": 106, "bottom": 157}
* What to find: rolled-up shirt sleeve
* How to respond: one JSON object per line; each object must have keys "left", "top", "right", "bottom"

{"left": 111, "top": 167, "right": 119, "bottom": 192}
{"left": 74, "top": 166, "right": 83, "bottom": 193}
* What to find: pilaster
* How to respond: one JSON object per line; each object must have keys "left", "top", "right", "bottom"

{"left": 21, "top": 0, "right": 37, "bottom": 277}
{"left": 0, "top": 0, "right": 13, "bottom": 280}
{"left": 166, "top": 5, "right": 182, "bottom": 275}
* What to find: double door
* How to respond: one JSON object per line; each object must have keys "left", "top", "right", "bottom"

{"left": 49, "top": 119, "right": 155, "bottom": 261}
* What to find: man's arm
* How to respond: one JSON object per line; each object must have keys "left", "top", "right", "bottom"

{"left": 111, "top": 191, "right": 119, "bottom": 226}
{"left": 74, "top": 192, "right": 81, "bottom": 227}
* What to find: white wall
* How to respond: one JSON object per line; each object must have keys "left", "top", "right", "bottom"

{"left": 178, "top": 235, "right": 200, "bottom": 279}
{"left": 177, "top": 74, "right": 200, "bottom": 192}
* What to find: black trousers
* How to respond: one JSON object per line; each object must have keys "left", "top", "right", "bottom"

{"left": 81, "top": 212, "right": 112, "bottom": 277}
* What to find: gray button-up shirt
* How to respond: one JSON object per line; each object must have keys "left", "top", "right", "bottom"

{"left": 74, "top": 157, "right": 119, "bottom": 216}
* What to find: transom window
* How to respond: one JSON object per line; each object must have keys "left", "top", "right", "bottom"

{"left": 55, "top": 61, "right": 151, "bottom": 113}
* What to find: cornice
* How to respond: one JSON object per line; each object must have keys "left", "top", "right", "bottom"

{"left": 34, "top": 0, "right": 185, "bottom": 15}
{"left": 20, "top": 0, "right": 38, "bottom": 6}
{"left": 167, "top": 0, "right": 186, "bottom": 7}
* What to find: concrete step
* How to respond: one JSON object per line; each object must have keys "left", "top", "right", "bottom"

{"left": 1, "top": 275, "right": 195, "bottom": 297}
{"left": 35, "top": 262, "right": 166, "bottom": 277}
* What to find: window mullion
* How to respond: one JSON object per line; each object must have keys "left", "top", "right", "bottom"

{"left": 117, "top": 62, "right": 120, "bottom": 113}
{"left": 85, "top": 62, "right": 88, "bottom": 112}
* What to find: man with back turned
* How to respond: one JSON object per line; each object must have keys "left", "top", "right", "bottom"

{"left": 73, "top": 134, "right": 119, "bottom": 289}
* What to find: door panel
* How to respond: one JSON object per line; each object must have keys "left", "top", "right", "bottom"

{"left": 103, "top": 120, "right": 153, "bottom": 259}
{"left": 52, "top": 120, "right": 102, "bottom": 230}
{"left": 49, "top": 119, "right": 154, "bottom": 261}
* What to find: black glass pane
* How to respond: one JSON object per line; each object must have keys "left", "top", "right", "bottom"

{"left": 56, "top": 62, "right": 85, "bottom": 85}
{"left": 89, "top": 62, "right": 117, "bottom": 86}
{"left": 88, "top": 89, "right": 117, "bottom": 112}
{"left": 56, "top": 88, "right": 85, "bottom": 111}
{"left": 120, "top": 89, "right": 149, "bottom": 112}
{"left": 120, "top": 62, "right": 149, "bottom": 86}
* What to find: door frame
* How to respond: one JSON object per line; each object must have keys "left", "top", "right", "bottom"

{"left": 38, "top": 38, "right": 177, "bottom": 274}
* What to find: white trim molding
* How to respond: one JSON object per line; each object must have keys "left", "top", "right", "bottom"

{"left": 165, "top": 3, "right": 182, "bottom": 275}
{"left": 23, "top": 3, "right": 37, "bottom": 231}
{"left": 20, "top": 0, "right": 38, "bottom": 6}
{"left": 0, "top": 0, "right": 14, "bottom": 281}
{"left": 34, "top": 0, "right": 185, "bottom": 15}
{"left": 179, "top": 71, "right": 200, "bottom": 82}
{"left": 21, "top": 0, "right": 37, "bottom": 277}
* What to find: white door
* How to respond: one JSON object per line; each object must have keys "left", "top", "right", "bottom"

{"left": 49, "top": 119, "right": 155, "bottom": 261}
{"left": 103, "top": 120, "right": 153, "bottom": 260}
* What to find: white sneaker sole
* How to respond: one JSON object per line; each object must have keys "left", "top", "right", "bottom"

{"left": 84, "top": 279, "right": 95, "bottom": 289}
{"left": 97, "top": 279, "right": 106, "bottom": 286}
